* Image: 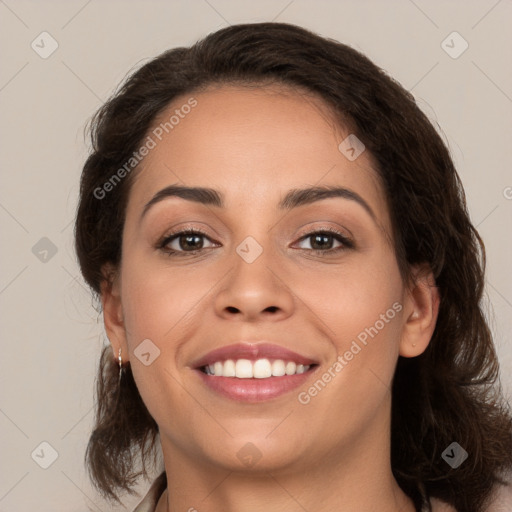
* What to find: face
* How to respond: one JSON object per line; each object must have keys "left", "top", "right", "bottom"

{"left": 103, "top": 85, "right": 434, "bottom": 474}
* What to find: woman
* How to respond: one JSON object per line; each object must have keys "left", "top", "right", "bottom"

{"left": 74, "top": 22, "right": 512, "bottom": 512}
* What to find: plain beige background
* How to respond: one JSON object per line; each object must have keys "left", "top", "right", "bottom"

{"left": 1, "top": 1, "right": 511, "bottom": 510}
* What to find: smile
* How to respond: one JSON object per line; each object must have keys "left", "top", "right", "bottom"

{"left": 193, "top": 342, "right": 318, "bottom": 402}
{"left": 202, "top": 358, "right": 311, "bottom": 378}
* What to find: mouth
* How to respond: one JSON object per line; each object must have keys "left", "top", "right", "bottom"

{"left": 200, "top": 358, "right": 314, "bottom": 378}
{"left": 192, "top": 343, "right": 319, "bottom": 402}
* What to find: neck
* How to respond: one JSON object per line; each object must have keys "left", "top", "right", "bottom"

{"left": 155, "top": 407, "right": 415, "bottom": 512}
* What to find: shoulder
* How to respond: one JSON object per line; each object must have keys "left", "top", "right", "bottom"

{"left": 430, "top": 497, "right": 456, "bottom": 512}
{"left": 485, "top": 478, "right": 512, "bottom": 512}
{"left": 430, "top": 477, "right": 512, "bottom": 512}
{"left": 131, "top": 472, "right": 167, "bottom": 512}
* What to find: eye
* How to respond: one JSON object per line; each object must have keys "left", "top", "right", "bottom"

{"left": 159, "top": 229, "right": 218, "bottom": 256}
{"left": 294, "top": 229, "right": 353, "bottom": 255}
{"left": 157, "top": 227, "right": 353, "bottom": 258}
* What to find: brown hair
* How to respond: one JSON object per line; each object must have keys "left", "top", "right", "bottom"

{"left": 75, "top": 22, "right": 512, "bottom": 511}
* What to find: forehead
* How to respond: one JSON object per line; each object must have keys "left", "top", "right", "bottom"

{"left": 125, "top": 85, "right": 388, "bottom": 227}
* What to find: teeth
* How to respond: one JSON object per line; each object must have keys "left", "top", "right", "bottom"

{"left": 214, "top": 361, "right": 223, "bottom": 376}
{"left": 223, "top": 359, "right": 236, "bottom": 377}
{"left": 285, "top": 361, "right": 296, "bottom": 375}
{"left": 253, "top": 359, "right": 272, "bottom": 378}
{"left": 235, "top": 359, "right": 253, "bottom": 378}
{"left": 271, "top": 360, "right": 286, "bottom": 377}
{"left": 204, "top": 358, "right": 311, "bottom": 378}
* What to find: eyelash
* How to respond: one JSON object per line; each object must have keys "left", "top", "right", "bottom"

{"left": 157, "top": 227, "right": 354, "bottom": 258}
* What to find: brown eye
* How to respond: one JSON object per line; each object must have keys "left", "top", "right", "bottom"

{"left": 160, "top": 230, "right": 217, "bottom": 256}
{"left": 176, "top": 233, "right": 204, "bottom": 251}
{"left": 296, "top": 230, "right": 353, "bottom": 254}
{"left": 307, "top": 233, "right": 336, "bottom": 251}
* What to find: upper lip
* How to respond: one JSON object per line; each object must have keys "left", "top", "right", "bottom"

{"left": 191, "top": 342, "right": 318, "bottom": 369}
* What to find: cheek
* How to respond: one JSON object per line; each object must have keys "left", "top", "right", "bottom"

{"left": 303, "top": 247, "right": 404, "bottom": 406}
{"left": 120, "top": 254, "right": 209, "bottom": 345}
{"left": 118, "top": 255, "right": 200, "bottom": 433}
{"left": 294, "top": 256, "right": 403, "bottom": 440}
{"left": 303, "top": 246, "right": 403, "bottom": 344}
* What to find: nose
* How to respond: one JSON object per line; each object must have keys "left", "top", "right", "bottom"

{"left": 213, "top": 247, "right": 295, "bottom": 323}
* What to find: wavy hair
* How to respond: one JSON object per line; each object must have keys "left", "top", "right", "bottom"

{"left": 74, "top": 22, "right": 512, "bottom": 511}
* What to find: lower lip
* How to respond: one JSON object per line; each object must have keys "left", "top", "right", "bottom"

{"left": 195, "top": 368, "right": 316, "bottom": 403}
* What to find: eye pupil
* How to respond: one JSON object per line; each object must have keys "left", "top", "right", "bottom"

{"left": 180, "top": 234, "right": 203, "bottom": 250}
{"left": 311, "top": 233, "right": 333, "bottom": 250}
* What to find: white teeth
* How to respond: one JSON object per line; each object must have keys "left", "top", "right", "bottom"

{"left": 253, "top": 359, "right": 272, "bottom": 378}
{"left": 271, "top": 360, "right": 286, "bottom": 377}
{"left": 214, "top": 361, "right": 223, "bottom": 376}
{"left": 223, "top": 359, "right": 236, "bottom": 377}
{"left": 285, "top": 361, "right": 297, "bottom": 375}
{"left": 204, "top": 358, "right": 311, "bottom": 378}
{"left": 235, "top": 359, "right": 253, "bottom": 378}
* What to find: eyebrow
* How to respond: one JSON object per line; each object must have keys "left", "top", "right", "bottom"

{"left": 140, "top": 183, "right": 376, "bottom": 221}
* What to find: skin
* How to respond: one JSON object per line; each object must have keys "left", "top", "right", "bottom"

{"left": 101, "top": 85, "right": 440, "bottom": 512}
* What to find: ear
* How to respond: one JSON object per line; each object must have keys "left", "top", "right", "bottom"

{"left": 399, "top": 264, "right": 440, "bottom": 358}
{"left": 100, "top": 263, "right": 129, "bottom": 363}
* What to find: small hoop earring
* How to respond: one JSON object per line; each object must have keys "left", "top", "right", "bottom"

{"left": 118, "top": 348, "right": 123, "bottom": 382}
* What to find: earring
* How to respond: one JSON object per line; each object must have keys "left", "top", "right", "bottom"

{"left": 118, "top": 347, "right": 124, "bottom": 382}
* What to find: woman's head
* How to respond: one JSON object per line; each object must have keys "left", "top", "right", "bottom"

{"left": 75, "top": 22, "right": 512, "bottom": 512}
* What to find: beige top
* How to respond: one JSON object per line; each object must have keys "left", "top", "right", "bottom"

{"left": 131, "top": 472, "right": 512, "bottom": 512}
{"left": 132, "top": 472, "right": 167, "bottom": 512}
